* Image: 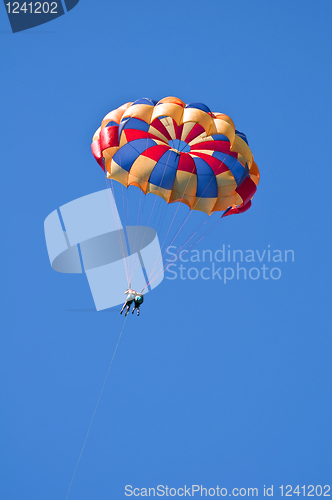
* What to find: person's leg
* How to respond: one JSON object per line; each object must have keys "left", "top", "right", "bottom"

{"left": 137, "top": 306, "right": 140, "bottom": 316}
{"left": 132, "top": 305, "right": 136, "bottom": 314}
{"left": 120, "top": 302, "right": 127, "bottom": 314}
{"left": 125, "top": 300, "right": 133, "bottom": 316}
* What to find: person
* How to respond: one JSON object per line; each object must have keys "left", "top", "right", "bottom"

{"left": 132, "top": 292, "right": 144, "bottom": 316}
{"left": 120, "top": 288, "right": 136, "bottom": 316}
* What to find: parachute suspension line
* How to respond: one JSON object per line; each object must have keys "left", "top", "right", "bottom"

{"left": 145, "top": 218, "right": 208, "bottom": 289}
{"left": 150, "top": 197, "right": 160, "bottom": 225}
{"left": 121, "top": 183, "right": 127, "bottom": 230}
{"left": 126, "top": 188, "right": 130, "bottom": 266}
{"left": 127, "top": 132, "right": 152, "bottom": 282}
{"left": 106, "top": 138, "right": 143, "bottom": 287}
{"left": 127, "top": 147, "right": 176, "bottom": 285}
{"left": 147, "top": 149, "right": 174, "bottom": 225}
{"left": 148, "top": 188, "right": 237, "bottom": 288}
{"left": 146, "top": 171, "right": 216, "bottom": 284}
{"left": 157, "top": 198, "right": 168, "bottom": 233}
{"left": 104, "top": 175, "right": 131, "bottom": 287}
{"left": 144, "top": 169, "right": 197, "bottom": 283}
{"left": 133, "top": 188, "right": 147, "bottom": 281}
{"left": 134, "top": 197, "right": 168, "bottom": 290}
{"left": 105, "top": 176, "right": 130, "bottom": 286}
{"left": 127, "top": 189, "right": 159, "bottom": 286}
{"left": 192, "top": 215, "right": 225, "bottom": 246}
{"left": 147, "top": 212, "right": 226, "bottom": 288}
{"left": 126, "top": 146, "right": 170, "bottom": 284}
{"left": 138, "top": 188, "right": 147, "bottom": 231}
{"left": 148, "top": 196, "right": 169, "bottom": 272}
{"left": 64, "top": 315, "right": 128, "bottom": 500}
{"left": 121, "top": 184, "right": 132, "bottom": 277}
{"left": 126, "top": 188, "right": 144, "bottom": 285}
{"left": 122, "top": 186, "right": 135, "bottom": 281}
{"left": 147, "top": 207, "right": 193, "bottom": 283}
{"left": 146, "top": 172, "right": 222, "bottom": 287}
{"left": 151, "top": 195, "right": 164, "bottom": 227}
{"left": 128, "top": 186, "right": 144, "bottom": 283}
{"left": 151, "top": 152, "right": 231, "bottom": 276}
{"left": 146, "top": 219, "right": 212, "bottom": 288}
{"left": 159, "top": 169, "right": 196, "bottom": 248}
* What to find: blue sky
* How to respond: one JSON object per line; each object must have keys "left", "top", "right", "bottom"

{"left": 1, "top": 1, "right": 331, "bottom": 499}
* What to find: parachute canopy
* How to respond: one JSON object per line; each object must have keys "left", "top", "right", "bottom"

{"left": 91, "top": 97, "right": 260, "bottom": 216}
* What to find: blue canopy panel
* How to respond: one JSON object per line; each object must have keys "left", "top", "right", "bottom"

{"left": 118, "top": 117, "right": 150, "bottom": 140}
{"left": 185, "top": 102, "right": 212, "bottom": 114}
{"left": 212, "top": 151, "right": 248, "bottom": 187}
{"left": 235, "top": 129, "right": 249, "bottom": 145}
{"left": 113, "top": 139, "right": 157, "bottom": 172}
{"left": 210, "top": 134, "right": 230, "bottom": 142}
{"left": 131, "top": 98, "right": 158, "bottom": 106}
{"left": 148, "top": 150, "right": 180, "bottom": 190}
{"left": 192, "top": 157, "right": 218, "bottom": 198}
{"left": 105, "top": 120, "right": 118, "bottom": 127}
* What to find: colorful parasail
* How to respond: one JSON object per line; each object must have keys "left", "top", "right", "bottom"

{"left": 91, "top": 97, "right": 260, "bottom": 217}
